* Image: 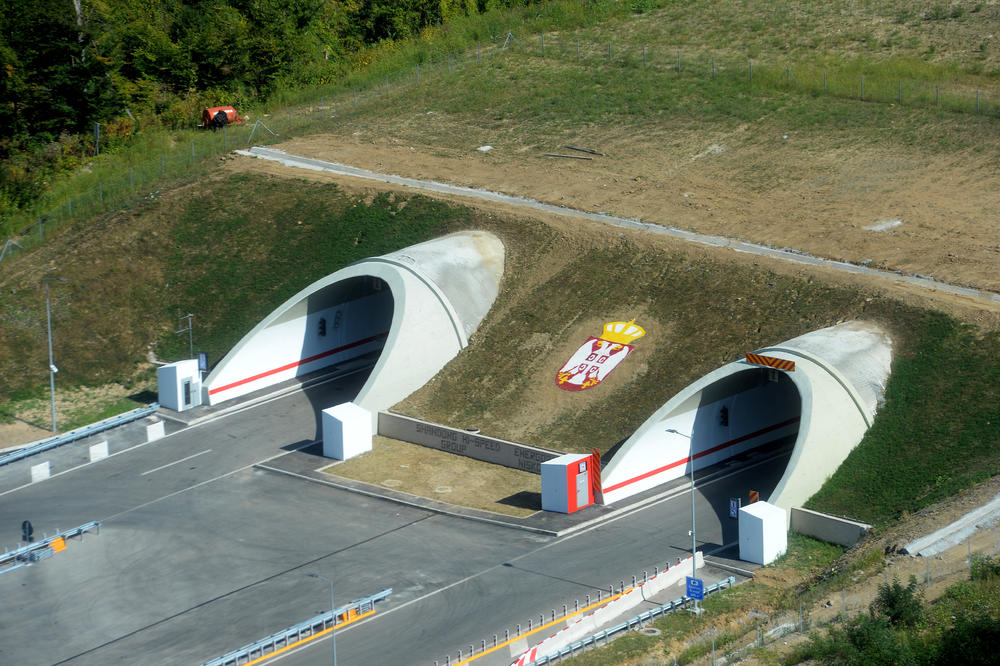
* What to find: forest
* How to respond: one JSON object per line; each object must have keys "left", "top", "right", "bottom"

{"left": 0, "top": 0, "right": 527, "bottom": 229}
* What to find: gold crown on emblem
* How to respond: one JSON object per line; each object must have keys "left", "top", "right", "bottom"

{"left": 601, "top": 320, "right": 645, "bottom": 345}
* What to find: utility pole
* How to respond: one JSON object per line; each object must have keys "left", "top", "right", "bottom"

{"left": 176, "top": 313, "right": 194, "bottom": 359}
{"left": 43, "top": 277, "right": 69, "bottom": 432}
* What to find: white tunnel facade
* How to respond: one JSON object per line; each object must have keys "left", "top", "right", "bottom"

{"left": 203, "top": 231, "right": 505, "bottom": 412}
{"left": 600, "top": 321, "right": 892, "bottom": 511}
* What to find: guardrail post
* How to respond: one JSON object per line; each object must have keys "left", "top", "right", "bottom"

{"left": 528, "top": 618, "right": 532, "bottom": 631}
{"left": 574, "top": 600, "right": 579, "bottom": 612}
{"left": 643, "top": 570, "right": 647, "bottom": 583}
{"left": 505, "top": 629, "right": 509, "bottom": 641}
{"left": 445, "top": 655, "right": 450, "bottom": 665}
{"left": 468, "top": 644, "right": 473, "bottom": 655}
{"left": 632, "top": 575, "right": 636, "bottom": 587}
{"left": 493, "top": 634, "right": 497, "bottom": 647}
{"left": 457, "top": 649, "right": 461, "bottom": 660}
{"left": 516, "top": 624, "right": 520, "bottom": 637}
{"left": 551, "top": 609, "right": 556, "bottom": 622}
{"left": 481, "top": 639, "right": 486, "bottom": 652}
{"left": 563, "top": 604, "right": 567, "bottom": 617}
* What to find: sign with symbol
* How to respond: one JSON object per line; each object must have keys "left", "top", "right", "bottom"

{"left": 686, "top": 576, "right": 704, "bottom": 600}
{"left": 749, "top": 490, "right": 759, "bottom": 504}
{"left": 729, "top": 497, "right": 740, "bottom": 519}
{"left": 556, "top": 320, "right": 644, "bottom": 391}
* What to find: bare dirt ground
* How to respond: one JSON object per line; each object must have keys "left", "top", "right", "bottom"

{"left": 244, "top": 122, "right": 1000, "bottom": 292}
{"left": 321, "top": 436, "right": 540, "bottom": 517}
{"left": 229, "top": 127, "right": 1000, "bottom": 332}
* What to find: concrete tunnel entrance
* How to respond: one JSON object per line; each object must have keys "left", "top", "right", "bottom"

{"left": 203, "top": 276, "right": 393, "bottom": 405}
{"left": 600, "top": 321, "right": 892, "bottom": 511}
{"left": 202, "top": 231, "right": 506, "bottom": 414}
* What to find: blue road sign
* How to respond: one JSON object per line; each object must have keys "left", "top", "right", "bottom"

{"left": 729, "top": 497, "right": 739, "bottom": 519}
{"left": 686, "top": 576, "right": 704, "bottom": 600}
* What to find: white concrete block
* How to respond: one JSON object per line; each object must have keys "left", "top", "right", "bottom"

{"left": 739, "top": 501, "right": 787, "bottom": 565}
{"left": 89, "top": 440, "right": 109, "bottom": 462}
{"left": 157, "top": 359, "right": 202, "bottom": 412}
{"left": 322, "top": 402, "right": 372, "bottom": 460}
{"left": 146, "top": 421, "right": 165, "bottom": 442}
{"left": 31, "top": 461, "right": 51, "bottom": 483}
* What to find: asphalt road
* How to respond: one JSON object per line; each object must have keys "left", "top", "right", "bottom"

{"left": 0, "top": 377, "right": 789, "bottom": 666}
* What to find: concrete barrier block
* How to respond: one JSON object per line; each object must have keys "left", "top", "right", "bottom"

{"left": 322, "top": 403, "right": 372, "bottom": 460}
{"left": 89, "top": 440, "right": 109, "bottom": 462}
{"left": 146, "top": 421, "right": 165, "bottom": 442}
{"left": 31, "top": 461, "right": 51, "bottom": 483}
{"left": 790, "top": 507, "right": 871, "bottom": 547}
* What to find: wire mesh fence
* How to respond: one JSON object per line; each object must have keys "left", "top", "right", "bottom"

{"left": 3, "top": 29, "right": 995, "bottom": 261}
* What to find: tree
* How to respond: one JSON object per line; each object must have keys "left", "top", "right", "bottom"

{"left": 870, "top": 577, "right": 924, "bottom": 629}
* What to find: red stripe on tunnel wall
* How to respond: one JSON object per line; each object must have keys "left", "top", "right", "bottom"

{"left": 602, "top": 417, "right": 801, "bottom": 493}
{"left": 208, "top": 332, "right": 389, "bottom": 396}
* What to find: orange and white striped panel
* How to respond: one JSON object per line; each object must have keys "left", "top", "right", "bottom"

{"left": 745, "top": 353, "right": 795, "bottom": 372}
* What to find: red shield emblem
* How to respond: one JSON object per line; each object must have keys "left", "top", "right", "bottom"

{"left": 556, "top": 321, "right": 645, "bottom": 391}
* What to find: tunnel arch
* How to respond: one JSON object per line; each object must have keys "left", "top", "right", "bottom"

{"left": 203, "top": 231, "right": 505, "bottom": 412}
{"left": 600, "top": 321, "right": 892, "bottom": 511}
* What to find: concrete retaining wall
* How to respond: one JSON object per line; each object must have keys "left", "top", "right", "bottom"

{"left": 790, "top": 507, "right": 871, "bottom": 547}
{"left": 377, "top": 412, "right": 561, "bottom": 474}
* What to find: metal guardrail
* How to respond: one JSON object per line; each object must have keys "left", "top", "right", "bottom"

{"left": 202, "top": 587, "right": 392, "bottom": 666}
{"left": 526, "top": 576, "right": 736, "bottom": 665}
{"left": 0, "top": 521, "right": 101, "bottom": 575}
{"left": 0, "top": 403, "right": 159, "bottom": 467}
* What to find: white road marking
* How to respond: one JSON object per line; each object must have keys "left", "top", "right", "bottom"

{"left": 140, "top": 449, "right": 212, "bottom": 476}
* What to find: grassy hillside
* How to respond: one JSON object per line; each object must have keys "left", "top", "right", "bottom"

{"left": 0, "top": 173, "right": 470, "bottom": 416}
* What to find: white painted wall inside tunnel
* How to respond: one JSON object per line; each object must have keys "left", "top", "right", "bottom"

{"left": 206, "top": 291, "right": 391, "bottom": 405}
{"left": 601, "top": 371, "right": 800, "bottom": 505}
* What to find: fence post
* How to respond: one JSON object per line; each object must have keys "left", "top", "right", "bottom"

{"left": 94, "top": 122, "right": 100, "bottom": 156}
{"left": 608, "top": 41, "right": 613, "bottom": 62}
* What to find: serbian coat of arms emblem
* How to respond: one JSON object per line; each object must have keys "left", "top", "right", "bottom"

{"left": 556, "top": 320, "right": 645, "bottom": 391}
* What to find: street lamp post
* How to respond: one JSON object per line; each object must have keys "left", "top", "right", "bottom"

{"left": 43, "top": 277, "right": 68, "bottom": 433}
{"left": 666, "top": 427, "right": 701, "bottom": 614}
{"left": 306, "top": 573, "right": 338, "bottom": 666}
